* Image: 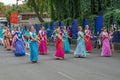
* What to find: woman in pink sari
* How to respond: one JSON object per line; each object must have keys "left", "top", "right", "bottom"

{"left": 11, "top": 27, "right": 17, "bottom": 51}
{"left": 85, "top": 25, "right": 92, "bottom": 52}
{"left": 54, "top": 28, "right": 64, "bottom": 60}
{"left": 101, "top": 27, "right": 112, "bottom": 57}
{"left": 38, "top": 26, "right": 47, "bottom": 55}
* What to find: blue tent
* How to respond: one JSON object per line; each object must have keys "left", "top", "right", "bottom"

{"left": 112, "top": 31, "right": 120, "bottom": 43}
{"left": 118, "top": 31, "right": 120, "bottom": 42}
{"left": 95, "top": 16, "right": 103, "bottom": 34}
{"left": 59, "top": 21, "right": 64, "bottom": 29}
{"left": 35, "top": 24, "right": 41, "bottom": 35}
{"left": 71, "top": 19, "right": 78, "bottom": 38}
{"left": 47, "top": 23, "right": 51, "bottom": 29}
{"left": 110, "top": 18, "right": 115, "bottom": 28}
{"left": 24, "top": 25, "right": 30, "bottom": 31}
{"left": 46, "top": 23, "right": 51, "bottom": 38}
{"left": 83, "top": 19, "right": 90, "bottom": 30}
{"left": 51, "top": 22, "right": 57, "bottom": 30}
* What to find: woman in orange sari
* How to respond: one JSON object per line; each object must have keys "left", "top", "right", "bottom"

{"left": 4, "top": 27, "right": 11, "bottom": 50}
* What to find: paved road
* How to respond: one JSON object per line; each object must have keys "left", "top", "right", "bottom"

{"left": 0, "top": 44, "right": 120, "bottom": 80}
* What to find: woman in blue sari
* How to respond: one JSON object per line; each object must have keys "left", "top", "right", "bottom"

{"left": 51, "top": 29, "right": 56, "bottom": 42}
{"left": 29, "top": 26, "right": 39, "bottom": 63}
{"left": 74, "top": 26, "right": 86, "bottom": 58}
{"left": 0, "top": 26, "right": 3, "bottom": 45}
{"left": 14, "top": 27, "right": 26, "bottom": 56}
{"left": 24, "top": 29, "right": 30, "bottom": 49}
{"left": 63, "top": 26, "right": 70, "bottom": 53}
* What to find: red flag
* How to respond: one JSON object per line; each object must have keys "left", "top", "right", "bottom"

{"left": 10, "top": 12, "right": 18, "bottom": 24}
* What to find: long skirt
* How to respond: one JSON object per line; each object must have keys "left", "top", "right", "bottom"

{"left": 101, "top": 39, "right": 112, "bottom": 57}
{"left": 55, "top": 40, "right": 64, "bottom": 59}
{"left": 5, "top": 37, "right": 11, "bottom": 50}
{"left": 63, "top": 38, "right": 70, "bottom": 53}
{"left": 30, "top": 41, "right": 38, "bottom": 61}
{"left": 25, "top": 41, "right": 30, "bottom": 49}
{"left": 85, "top": 37, "right": 92, "bottom": 52}
{"left": 74, "top": 38, "right": 86, "bottom": 57}
{"left": 0, "top": 38, "right": 3, "bottom": 45}
{"left": 12, "top": 36, "right": 16, "bottom": 51}
{"left": 38, "top": 40, "right": 47, "bottom": 55}
{"left": 14, "top": 39, "right": 25, "bottom": 56}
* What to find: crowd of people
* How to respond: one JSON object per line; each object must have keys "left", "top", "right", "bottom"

{"left": 0, "top": 24, "right": 118, "bottom": 63}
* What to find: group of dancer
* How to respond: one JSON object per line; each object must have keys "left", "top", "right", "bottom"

{"left": 0, "top": 24, "right": 113, "bottom": 63}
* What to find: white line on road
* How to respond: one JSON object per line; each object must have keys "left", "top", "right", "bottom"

{"left": 86, "top": 53, "right": 90, "bottom": 56}
{"left": 58, "top": 72, "right": 75, "bottom": 80}
{"left": 26, "top": 53, "right": 30, "bottom": 56}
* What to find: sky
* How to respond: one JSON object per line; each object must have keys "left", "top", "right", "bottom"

{"left": 0, "top": 0, "right": 23, "bottom": 5}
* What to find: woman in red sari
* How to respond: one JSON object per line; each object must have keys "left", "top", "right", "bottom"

{"left": 54, "top": 28, "right": 64, "bottom": 60}
{"left": 85, "top": 25, "right": 92, "bottom": 52}
{"left": 38, "top": 26, "right": 47, "bottom": 55}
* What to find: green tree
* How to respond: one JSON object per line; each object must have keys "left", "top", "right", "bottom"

{"left": 26, "top": 0, "right": 120, "bottom": 27}
{"left": 0, "top": 2, "right": 5, "bottom": 11}
{"left": 5, "top": 3, "right": 33, "bottom": 22}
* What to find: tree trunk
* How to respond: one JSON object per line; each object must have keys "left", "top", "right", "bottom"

{"left": 31, "top": 0, "right": 44, "bottom": 22}
{"left": 91, "top": 0, "right": 95, "bottom": 14}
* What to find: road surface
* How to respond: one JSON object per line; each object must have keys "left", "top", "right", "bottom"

{"left": 0, "top": 44, "right": 120, "bottom": 80}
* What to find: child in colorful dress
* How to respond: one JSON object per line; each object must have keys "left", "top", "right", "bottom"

{"left": 74, "top": 26, "right": 86, "bottom": 58}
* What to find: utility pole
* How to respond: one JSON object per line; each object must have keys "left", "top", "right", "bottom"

{"left": 16, "top": 0, "right": 18, "bottom": 13}
{"left": 16, "top": 0, "right": 19, "bottom": 25}
{"left": 31, "top": 0, "right": 44, "bottom": 22}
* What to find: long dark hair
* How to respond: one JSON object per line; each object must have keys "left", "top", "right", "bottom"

{"left": 29, "top": 25, "right": 34, "bottom": 32}
{"left": 16, "top": 26, "right": 20, "bottom": 31}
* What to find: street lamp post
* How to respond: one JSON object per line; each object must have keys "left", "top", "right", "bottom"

{"left": 16, "top": 0, "right": 21, "bottom": 25}
{"left": 16, "top": 0, "right": 19, "bottom": 13}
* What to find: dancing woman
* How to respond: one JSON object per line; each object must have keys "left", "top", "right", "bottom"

{"left": 85, "top": 25, "right": 92, "bottom": 52}
{"left": 11, "top": 27, "right": 17, "bottom": 51}
{"left": 54, "top": 28, "right": 64, "bottom": 60}
{"left": 38, "top": 26, "right": 47, "bottom": 55}
{"left": 74, "top": 26, "right": 86, "bottom": 58}
{"left": 101, "top": 27, "right": 112, "bottom": 57}
{"left": 14, "top": 27, "right": 26, "bottom": 56}
{"left": 24, "top": 28, "right": 30, "bottom": 49}
{"left": 109, "top": 27, "right": 115, "bottom": 52}
{"left": 4, "top": 27, "right": 11, "bottom": 50}
{"left": 29, "top": 26, "right": 39, "bottom": 63}
{"left": 63, "top": 26, "right": 70, "bottom": 53}
{"left": 0, "top": 26, "right": 3, "bottom": 45}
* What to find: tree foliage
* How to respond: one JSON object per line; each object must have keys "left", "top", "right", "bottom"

{"left": 5, "top": 3, "right": 33, "bottom": 22}
{"left": 0, "top": 2, "right": 5, "bottom": 11}
{"left": 1, "top": 0, "right": 120, "bottom": 27}
{"left": 26, "top": 0, "right": 106, "bottom": 20}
